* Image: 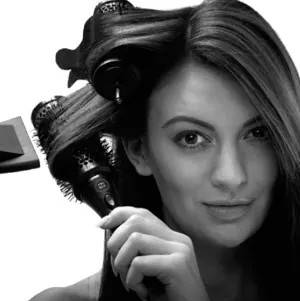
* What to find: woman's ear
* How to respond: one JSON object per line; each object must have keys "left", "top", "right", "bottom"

{"left": 122, "top": 137, "right": 153, "bottom": 176}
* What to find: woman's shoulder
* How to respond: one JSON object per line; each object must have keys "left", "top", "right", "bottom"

{"left": 29, "top": 271, "right": 102, "bottom": 301}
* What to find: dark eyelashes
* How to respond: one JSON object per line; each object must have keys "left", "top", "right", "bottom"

{"left": 173, "top": 130, "right": 210, "bottom": 149}
{"left": 172, "top": 125, "right": 270, "bottom": 151}
{"left": 244, "top": 125, "right": 270, "bottom": 140}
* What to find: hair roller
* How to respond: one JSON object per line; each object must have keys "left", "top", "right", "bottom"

{"left": 31, "top": 95, "right": 121, "bottom": 216}
{"left": 55, "top": 0, "right": 146, "bottom": 104}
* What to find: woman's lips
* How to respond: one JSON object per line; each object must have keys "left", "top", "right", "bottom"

{"left": 202, "top": 199, "right": 254, "bottom": 222}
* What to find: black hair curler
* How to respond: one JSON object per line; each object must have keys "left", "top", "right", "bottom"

{"left": 91, "top": 54, "right": 141, "bottom": 104}
{"left": 55, "top": 0, "right": 143, "bottom": 104}
{"left": 31, "top": 96, "right": 119, "bottom": 217}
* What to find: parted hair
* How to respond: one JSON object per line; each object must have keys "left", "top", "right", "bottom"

{"left": 36, "top": 0, "right": 300, "bottom": 299}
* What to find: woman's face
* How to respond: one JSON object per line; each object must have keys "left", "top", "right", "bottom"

{"left": 137, "top": 59, "right": 278, "bottom": 248}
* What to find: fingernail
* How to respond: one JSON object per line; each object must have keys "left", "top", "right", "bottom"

{"left": 97, "top": 215, "right": 110, "bottom": 228}
{"left": 110, "top": 256, "right": 118, "bottom": 277}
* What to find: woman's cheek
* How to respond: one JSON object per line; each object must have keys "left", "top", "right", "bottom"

{"left": 246, "top": 144, "right": 278, "bottom": 187}
{"left": 151, "top": 150, "right": 208, "bottom": 193}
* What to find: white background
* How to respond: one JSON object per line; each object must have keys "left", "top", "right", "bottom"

{"left": 0, "top": 1, "right": 299, "bottom": 300}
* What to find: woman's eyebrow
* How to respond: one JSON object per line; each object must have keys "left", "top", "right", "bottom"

{"left": 161, "top": 115, "right": 262, "bottom": 130}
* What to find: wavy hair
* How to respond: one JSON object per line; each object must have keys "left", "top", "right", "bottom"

{"left": 34, "top": 0, "right": 300, "bottom": 299}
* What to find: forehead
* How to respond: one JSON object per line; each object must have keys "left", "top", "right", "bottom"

{"left": 147, "top": 59, "right": 258, "bottom": 129}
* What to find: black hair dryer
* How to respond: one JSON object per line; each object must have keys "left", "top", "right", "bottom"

{"left": 0, "top": 116, "right": 40, "bottom": 173}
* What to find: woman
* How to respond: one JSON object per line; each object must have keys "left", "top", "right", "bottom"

{"left": 30, "top": 0, "right": 300, "bottom": 300}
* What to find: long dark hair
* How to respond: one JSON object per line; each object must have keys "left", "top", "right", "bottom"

{"left": 34, "top": 0, "right": 300, "bottom": 299}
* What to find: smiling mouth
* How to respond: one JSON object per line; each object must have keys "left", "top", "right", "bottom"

{"left": 202, "top": 200, "right": 254, "bottom": 222}
{"left": 203, "top": 199, "right": 254, "bottom": 206}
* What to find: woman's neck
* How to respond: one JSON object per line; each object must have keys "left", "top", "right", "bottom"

{"left": 192, "top": 239, "right": 260, "bottom": 301}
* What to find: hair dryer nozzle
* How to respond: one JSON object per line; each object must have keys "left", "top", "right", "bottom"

{"left": 0, "top": 117, "right": 40, "bottom": 173}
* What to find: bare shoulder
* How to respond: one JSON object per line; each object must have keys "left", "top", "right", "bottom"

{"left": 29, "top": 271, "right": 102, "bottom": 301}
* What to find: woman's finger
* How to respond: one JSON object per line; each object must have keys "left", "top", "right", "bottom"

{"left": 106, "top": 211, "right": 182, "bottom": 260}
{"left": 98, "top": 206, "right": 147, "bottom": 229}
{"left": 107, "top": 214, "right": 173, "bottom": 257}
{"left": 127, "top": 254, "right": 208, "bottom": 301}
{"left": 114, "top": 233, "right": 182, "bottom": 283}
{"left": 126, "top": 255, "right": 173, "bottom": 297}
{"left": 107, "top": 222, "right": 132, "bottom": 258}
{"left": 110, "top": 255, "right": 118, "bottom": 277}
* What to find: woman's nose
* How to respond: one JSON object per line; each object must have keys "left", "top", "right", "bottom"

{"left": 211, "top": 143, "right": 247, "bottom": 193}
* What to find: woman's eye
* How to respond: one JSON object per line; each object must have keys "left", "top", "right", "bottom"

{"left": 245, "top": 126, "right": 270, "bottom": 141}
{"left": 174, "top": 131, "right": 210, "bottom": 149}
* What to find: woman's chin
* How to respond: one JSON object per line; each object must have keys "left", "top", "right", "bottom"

{"left": 206, "top": 226, "right": 252, "bottom": 249}
{"left": 213, "top": 236, "right": 246, "bottom": 249}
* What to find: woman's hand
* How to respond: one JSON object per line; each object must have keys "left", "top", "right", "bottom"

{"left": 99, "top": 206, "right": 210, "bottom": 301}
